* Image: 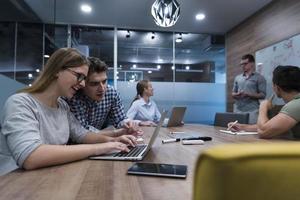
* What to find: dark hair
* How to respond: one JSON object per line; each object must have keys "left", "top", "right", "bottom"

{"left": 241, "top": 54, "right": 255, "bottom": 63}
{"left": 20, "top": 48, "right": 88, "bottom": 93}
{"left": 131, "top": 80, "right": 150, "bottom": 104}
{"left": 272, "top": 65, "right": 300, "bottom": 92}
{"left": 87, "top": 57, "right": 108, "bottom": 77}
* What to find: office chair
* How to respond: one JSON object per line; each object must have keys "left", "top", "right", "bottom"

{"left": 214, "top": 112, "right": 249, "bottom": 127}
{"left": 193, "top": 142, "right": 300, "bottom": 200}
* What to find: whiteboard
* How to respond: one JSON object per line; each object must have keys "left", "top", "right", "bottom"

{"left": 255, "top": 34, "right": 300, "bottom": 104}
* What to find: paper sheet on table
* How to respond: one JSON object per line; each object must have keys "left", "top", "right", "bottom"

{"left": 219, "top": 130, "right": 258, "bottom": 135}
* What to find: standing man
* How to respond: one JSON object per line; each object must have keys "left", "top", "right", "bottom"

{"left": 232, "top": 54, "right": 266, "bottom": 124}
{"left": 67, "top": 57, "right": 139, "bottom": 135}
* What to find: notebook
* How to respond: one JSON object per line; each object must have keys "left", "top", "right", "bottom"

{"left": 164, "top": 107, "right": 186, "bottom": 127}
{"left": 89, "top": 111, "right": 167, "bottom": 161}
{"left": 219, "top": 129, "right": 258, "bottom": 135}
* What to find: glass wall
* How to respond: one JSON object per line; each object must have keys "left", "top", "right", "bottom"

{"left": 0, "top": 21, "right": 226, "bottom": 124}
{"left": 16, "top": 23, "right": 43, "bottom": 85}
{"left": 0, "top": 22, "right": 15, "bottom": 79}
{"left": 44, "top": 24, "right": 68, "bottom": 64}
{"left": 116, "top": 29, "right": 226, "bottom": 124}
{"left": 71, "top": 25, "right": 114, "bottom": 84}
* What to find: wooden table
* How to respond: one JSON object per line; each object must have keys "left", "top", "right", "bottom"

{"left": 0, "top": 124, "right": 279, "bottom": 200}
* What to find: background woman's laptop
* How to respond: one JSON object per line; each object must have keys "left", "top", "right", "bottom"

{"left": 164, "top": 107, "right": 186, "bottom": 127}
{"left": 89, "top": 111, "right": 167, "bottom": 161}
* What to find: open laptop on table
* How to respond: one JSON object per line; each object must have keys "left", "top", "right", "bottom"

{"left": 89, "top": 111, "right": 167, "bottom": 161}
{"left": 164, "top": 107, "right": 186, "bottom": 127}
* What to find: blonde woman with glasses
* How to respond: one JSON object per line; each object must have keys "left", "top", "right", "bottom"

{"left": 0, "top": 48, "right": 136, "bottom": 175}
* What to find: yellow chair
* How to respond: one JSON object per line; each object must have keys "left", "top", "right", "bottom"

{"left": 193, "top": 142, "right": 300, "bottom": 200}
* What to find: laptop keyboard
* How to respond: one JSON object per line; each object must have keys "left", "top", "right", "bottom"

{"left": 114, "top": 145, "right": 147, "bottom": 157}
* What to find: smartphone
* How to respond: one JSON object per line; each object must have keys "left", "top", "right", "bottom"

{"left": 127, "top": 162, "right": 187, "bottom": 178}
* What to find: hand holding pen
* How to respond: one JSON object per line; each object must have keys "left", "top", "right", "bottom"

{"left": 227, "top": 120, "right": 238, "bottom": 131}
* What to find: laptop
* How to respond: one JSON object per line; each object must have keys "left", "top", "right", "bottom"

{"left": 164, "top": 107, "right": 186, "bottom": 127}
{"left": 89, "top": 111, "right": 167, "bottom": 161}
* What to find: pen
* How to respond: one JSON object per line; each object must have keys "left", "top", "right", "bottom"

{"left": 227, "top": 120, "right": 238, "bottom": 130}
{"left": 170, "top": 131, "right": 185, "bottom": 134}
{"left": 269, "top": 94, "right": 275, "bottom": 101}
{"left": 182, "top": 140, "right": 204, "bottom": 145}
{"left": 182, "top": 136, "right": 212, "bottom": 141}
{"left": 162, "top": 138, "right": 180, "bottom": 144}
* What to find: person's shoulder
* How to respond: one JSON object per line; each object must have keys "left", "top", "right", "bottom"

{"left": 2, "top": 93, "right": 38, "bottom": 114}
{"left": 281, "top": 97, "right": 300, "bottom": 112}
{"left": 235, "top": 73, "right": 243, "bottom": 79}
{"left": 132, "top": 98, "right": 143, "bottom": 106}
{"left": 105, "top": 85, "right": 120, "bottom": 99}
{"left": 106, "top": 85, "right": 117, "bottom": 94}
{"left": 6, "top": 93, "right": 33, "bottom": 105}
{"left": 58, "top": 97, "right": 70, "bottom": 111}
{"left": 254, "top": 72, "right": 265, "bottom": 79}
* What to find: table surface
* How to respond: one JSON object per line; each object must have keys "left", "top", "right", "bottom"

{"left": 0, "top": 124, "right": 284, "bottom": 200}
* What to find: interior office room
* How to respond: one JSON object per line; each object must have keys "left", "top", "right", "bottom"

{"left": 1, "top": 0, "right": 300, "bottom": 199}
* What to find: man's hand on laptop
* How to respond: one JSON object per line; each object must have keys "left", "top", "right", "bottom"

{"left": 114, "top": 135, "right": 137, "bottom": 147}
{"left": 123, "top": 120, "right": 144, "bottom": 136}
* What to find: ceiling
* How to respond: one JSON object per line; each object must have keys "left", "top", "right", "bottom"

{"left": 21, "top": 0, "right": 273, "bottom": 34}
{"left": 0, "top": 0, "right": 273, "bottom": 84}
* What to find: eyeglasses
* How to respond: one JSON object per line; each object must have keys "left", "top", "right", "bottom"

{"left": 240, "top": 62, "right": 249, "bottom": 66}
{"left": 65, "top": 68, "right": 86, "bottom": 82}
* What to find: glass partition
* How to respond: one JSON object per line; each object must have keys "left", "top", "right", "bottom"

{"left": 16, "top": 23, "right": 43, "bottom": 86}
{"left": 0, "top": 22, "right": 15, "bottom": 79}
{"left": 0, "top": 1, "right": 226, "bottom": 124}
{"left": 71, "top": 25, "right": 114, "bottom": 84}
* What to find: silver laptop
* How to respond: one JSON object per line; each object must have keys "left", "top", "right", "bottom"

{"left": 165, "top": 107, "right": 186, "bottom": 127}
{"left": 89, "top": 111, "right": 167, "bottom": 161}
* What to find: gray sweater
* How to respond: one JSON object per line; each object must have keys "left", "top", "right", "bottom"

{"left": 0, "top": 93, "right": 89, "bottom": 175}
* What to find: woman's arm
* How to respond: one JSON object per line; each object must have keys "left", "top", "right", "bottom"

{"left": 23, "top": 142, "right": 128, "bottom": 170}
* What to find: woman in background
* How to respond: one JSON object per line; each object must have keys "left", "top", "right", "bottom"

{"left": 0, "top": 48, "right": 136, "bottom": 175}
{"left": 127, "top": 80, "right": 161, "bottom": 126}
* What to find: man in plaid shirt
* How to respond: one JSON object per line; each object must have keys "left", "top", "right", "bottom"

{"left": 67, "top": 57, "right": 140, "bottom": 135}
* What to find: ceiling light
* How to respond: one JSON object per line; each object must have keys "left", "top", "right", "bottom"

{"left": 126, "top": 30, "right": 130, "bottom": 38}
{"left": 29, "top": 84, "right": 32, "bottom": 87}
{"left": 28, "top": 73, "right": 33, "bottom": 78}
{"left": 157, "top": 65, "right": 161, "bottom": 69}
{"left": 175, "top": 33, "right": 182, "bottom": 43}
{"left": 151, "top": 32, "right": 155, "bottom": 39}
{"left": 171, "top": 66, "right": 175, "bottom": 70}
{"left": 185, "top": 66, "right": 190, "bottom": 70}
{"left": 44, "top": 55, "right": 50, "bottom": 58}
{"left": 36, "top": 69, "right": 40, "bottom": 73}
{"left": 148, "top": 70, "right": 152, "bottom": 74}
{"left": 151, "top": 0, "right": 180, "bottom": 27}
{"left": 133, "top": 64, "right": 137, "bottom": 69}
{"left": 81, "top": 4, "right": 92, "bottom": 13}
{"left": 196, "top": 13, "right": 205, "bottom": 21}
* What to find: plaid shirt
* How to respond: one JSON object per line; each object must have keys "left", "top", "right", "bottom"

{"left": 66, "top": 85, "right": 127, "bottom": 131}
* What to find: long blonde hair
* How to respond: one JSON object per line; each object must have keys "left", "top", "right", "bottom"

{"left": 20, "top": 48, "right": 89, "bottom": 94}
